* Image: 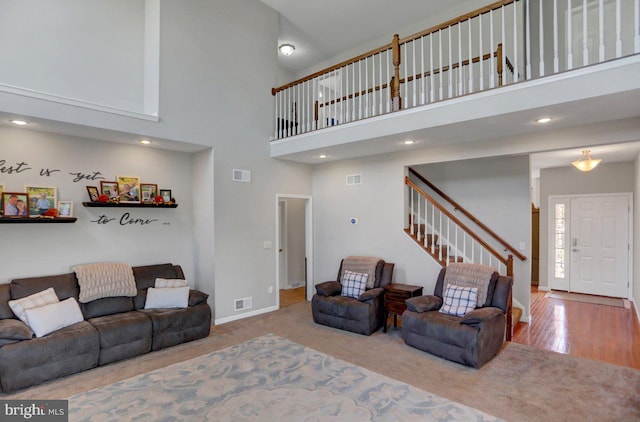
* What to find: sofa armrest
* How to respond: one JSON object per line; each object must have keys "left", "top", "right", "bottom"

{"left": 460, "top": 307, "right": 503, "bottom": 327}
{"left": 357, "top": 287, "right": 384, "bottom": 302}
{"left": 405, "top": 295, "right": 443, "bottom": 313}
{"left": 188, "top": 290, "right": 209, "bottom": 307}
{"left": 0, "top": 319, "right": 33, "bottom": 342}
{"left": 315, "top": 281, "right": 341, "bottom": 297}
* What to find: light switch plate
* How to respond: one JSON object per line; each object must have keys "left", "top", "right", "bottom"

{"left": 263, "top": 241, "right": 272, "bottom": 249}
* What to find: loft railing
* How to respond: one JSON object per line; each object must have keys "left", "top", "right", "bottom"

{"left": 408, "top": 167, "right": 527, "bottom": 262}
{"left": 405, "top": 177, "right": 515, "bottom": 339}
{"left": 271, "top": 0, "right": 640, "bottom": 140}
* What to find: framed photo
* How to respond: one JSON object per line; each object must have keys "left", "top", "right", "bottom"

{"left": 2, "top": 192, "right": 29, "bottom": 217}
{"left": 117, "top": 176, "right": 140, "bottom": 204}
{"left": 57, "top": 201, "right": 74, "bottom": 217}
{"left": 140, "top": 183, "right": 158, "bottom": 204}
{"left": 86, "top": 186, "right": 100, "bottom": 202}
{"left": 159, "top": 189, "right": 172, "bottom": 203}
{"left": 100, "top": 181, "right": 119, "bottom": 200}
{"left": 24, "top": 185, "right": 56, "bottom": 216}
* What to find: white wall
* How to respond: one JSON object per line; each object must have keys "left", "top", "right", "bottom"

{"left": 539, "top": 162, "right": 635, "bottom": 290}
{"left": 634, "top": 153, "right": 640, "bottom": 319}
{"left": 0, "top": 0, "right": 146, "bottom": 112}
{"left": 312, "top": 151, "right": 531, "bottom": 318}
{"left": 0, "top": 126, "right": 195, "bottom": 285}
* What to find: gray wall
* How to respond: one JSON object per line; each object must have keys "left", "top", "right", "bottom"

{"left": 635, "top": 154, "right": 640, "bottom": 318}
{"left": 539, "top": 162, "right": 635, "bottom": 290}
{"left": 312, "top": 153, "right": 531, "bottom": 318}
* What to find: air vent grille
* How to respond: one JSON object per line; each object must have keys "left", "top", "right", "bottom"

{"left": 234, "top": 297, "right": 252, "bottom": 311}
{"left": 346, "top": 174, "right": 362, "bottom": 185}
{"left": 233, "top": 169, "right": 251, "bottom": 182}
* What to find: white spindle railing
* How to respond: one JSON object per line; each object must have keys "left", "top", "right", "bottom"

{"left": 406, "top": 178, "right": 510, "bottom": 275}
{"left": 272, "top": 0, "right": 640, "bottom": 140}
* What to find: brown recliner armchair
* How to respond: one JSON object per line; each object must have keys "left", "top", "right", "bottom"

{"left": 312, "top": 259, "right": 394, "bottom": 335}
{"left": 401, "top": 266, "right": 512, "bottom": 368}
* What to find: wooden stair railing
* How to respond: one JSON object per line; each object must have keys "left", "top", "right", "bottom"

{"left": 405, "top": 177, "right": 515, "bottom": 340}
{"left": 408, "top": 167, "right": 527, "bottom": 262}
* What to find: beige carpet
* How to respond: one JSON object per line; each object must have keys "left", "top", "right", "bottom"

{"left": 4, "top": 301, "right": 640, "bottom": 421}
{"left": 545, "top": 291, "right": 625, "bottom": 307}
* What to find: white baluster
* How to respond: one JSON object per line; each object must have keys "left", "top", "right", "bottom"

{"left": 417, "top": 191, "right": 421, "bottom": 241}
{"left": 455, "top": 225, "right": 459, "bottom": 262}
{"left": 379, "top": 51, "right": 383, "bottom": 114}
{"left": 446, "top": 218, "right": 450, "bottom": 263}
{"left": 352, "top": 62, "right": 357, "bottom": 121}
{"left": 286, "top": 87, "right": 290, "bottom": 136}
{"left": 430, "top": 34, "right": 435, "bottom": 102}
{"left": 404, "top": 43, "right": 408, "bottom": 107}
{"left": 480, "top": 14, "right": 485, "bottom": 89}
{"left": 599, "top": 0, "right": 605, "bottom": 62}
{"left": 421, "top": 36, "right": 426, "bottom": 104}
{"left": 458, "top": 23, "right": 463, "bottom": 95}
{"left": 424, "top": 196, "right": 429, "bottom": 248}
{"left": 463, "top": 232, "right": 466, "bottom": 263}
{"left": 568, "top": 0, "right": 574, "bottom": 70}
{"left": 471, "top": 239, "right": 475, "bottom": 263}
{"left": 480, "top": 248, "right": 483, "bottom": 265}
{"left": 274, "top": 91, "right": 279, "bottom": 139}
{"left": 410, "top": 188, "right": 414, "bottom": 235}
{"left": 616, "top": 0, "right": 622, "bottom": 57}
{"left": 412, "top": 40, "right": 417, "bottom": 107}
{"left": 468, "top": 18, "right": 474, "bottom": 92}
{"left": 541, "top": 0, "right": 546, "bottom": 75}
{"left": 501, "top": 5, "right": 507, "bottom": 84}
{"left": 439, "top": 212, "right": 443, "bottom": 261}
{"left": 371, "top": 55, "right": 376, "bottom": 116}
{"left": 448, "top": 26, "right": 453, "bottom": 98}
{"left": 526, "top": 0, "right": 532, "bottom": 79}
{"left": 365, "top": 57, "right": 369, "bottom": 118}
{"left": 358, "top": 60, "right": 363, "bottom": 120}
{"left": 489, "top": 255, "right": 493, "bottom": 269}
{"left": 387, "top": 50, "right": 391, "bottom": 113}
{"left": 431, "top": 203, "right": 435, "bottom": 254}
{"left": 439, "top": 30, "right": 444, "bottom": 100}
{"left": 583, "top": 0, "right": 589, "bottom": 66}
{"left": 513, "top": 2, "right": 519, "bottom": 82}
{"left": 553, "top": 0, "right": 559, "bottom": 73}
{"left": 636, "top": 0, "right": 640, "bottom": 53}
{"left": 345, "top": 65, "right": 350, "bottom": 123}
{"left": 490, "top": 10, "right": 495, "bottom": 88}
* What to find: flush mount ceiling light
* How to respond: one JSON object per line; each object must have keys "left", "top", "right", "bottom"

{"left": 139, "top": 139, "right": 152, "bottom": 145}
{"left": 536, "top": 117, "right": 552, "bottom": 124}
{"left": 318, "top": 154, "right": 327, "bottom": 159}
{"left": 403, "top": 140, "right": 415, "bottom": 145}
{"left": 571, "top": 149, "right": 602, "bottom": 172}
{"left": 279, "top": 44, "right": 295, "bottom": 56}
{"left": 10, "top": 119, "right": 28, "bottom": 126}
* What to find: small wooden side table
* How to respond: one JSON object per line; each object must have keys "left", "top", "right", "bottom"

{"left": 383, "top": 283, "right": 423, "bottom": 333}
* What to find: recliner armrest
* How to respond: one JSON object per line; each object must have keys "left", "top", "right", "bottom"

{"left": 405, "top": 295, "right": 443, "bottom": 313}
{"left": 460, "top": 307, "right": 503, "bottom": 327}
{"left": 315, "top": 281, "right": 341, "bottom": 297}
{"left": 357, "top": 287, "right": 383, "bottom": 302}
{"left": 188, "top": 290, "right": 209, "bottom": 307}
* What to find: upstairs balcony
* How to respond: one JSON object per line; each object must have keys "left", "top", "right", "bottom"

{"left": 270, "top": 0, "right": 640, "bottom": 163}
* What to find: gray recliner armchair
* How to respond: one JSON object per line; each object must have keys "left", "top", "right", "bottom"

{"left": 401, "top": 266, "right": 512, "bottom": 368}
{"left": 311, "top": 259, "right": 394, "bottom": 335}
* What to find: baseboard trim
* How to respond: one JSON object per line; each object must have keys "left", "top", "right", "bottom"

{"left": 215, "top": 305, "right": 278, "bottom": 325}
{"left": 537, "top": 286, "right": 550, "bottom": 292}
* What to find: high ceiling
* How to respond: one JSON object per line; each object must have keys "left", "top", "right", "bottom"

{"left": 261, "top": 0, "right": 460, "bottom": 74}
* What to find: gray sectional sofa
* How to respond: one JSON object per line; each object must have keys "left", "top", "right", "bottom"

{"left": 0, "top": 263, "right": 211, "bottom": 393}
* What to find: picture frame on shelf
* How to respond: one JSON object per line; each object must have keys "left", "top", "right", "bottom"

{"left": 2, "top": 192, "right": 29, "bottom": 217}
{"left": 117, "top": 176, "right": 140, "bottom": 204}
{"left": 100, "top": 181, "right": 119, "bottom": 200}
{"left": 86, "top": 186, "right": 100, "bottom": 202}
{"left": 159, "top": 189, "right": 172, "bottom": 203}
{"left": 140, "top": 183, "right": 158, "bottom": 204}
{"left": 57, "top": 201, "right": 74, "bottom": 217}
{"left": 24, "top": 185, "right": 56, "bottom": 216}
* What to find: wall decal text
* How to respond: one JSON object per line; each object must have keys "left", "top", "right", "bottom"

{"left": 90, "top": 213, "right": 160, "bottom": 226}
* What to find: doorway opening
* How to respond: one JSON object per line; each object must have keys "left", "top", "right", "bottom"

{"left": 276, "top": 194, "right": 312, "bottom": 309}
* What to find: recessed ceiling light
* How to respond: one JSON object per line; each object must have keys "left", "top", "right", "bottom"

{"left": 403, "top": 140, "right": 415, "bottom": 145}
{"left": 536, "top": 117, "right": 552, "bottom": 124}
{"left": 318, "top": 154, "right": 327, "bottom": 159}
{"left": 10, "top": 120, "right": 28, "bottom": 126}
{"left": 279, "top": 44, "right": 295, "bottom": 56}
{"left": 139, "top": 139, "right": 152, "bottom": 145}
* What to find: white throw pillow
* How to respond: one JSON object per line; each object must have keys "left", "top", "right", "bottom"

{"left": 145, "top": 287, "right": 189, "bottom": 309}
{"left": 439, "top": 285, "right": 478, "bottom": 317}
{"left": 8, "top": 287, "right": 59, "bottom": 325}
{"left": 340, "top": 270, "right": 368, "bottom": 299}
{"left": 24, "top": 297, "right": 84, "bottom": 338}
{"left": 154, "top": 278, "right": 188, "bottom": 288}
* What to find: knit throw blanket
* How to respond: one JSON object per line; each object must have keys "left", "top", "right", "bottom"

{"left": 341, "top": 256, "right": 382, "bottom": 289}
{"left": 443, "top": 263, "right": 495, "bottom": 307}
{"left": 73, "top": 262, "right": 137, "bottom": 303}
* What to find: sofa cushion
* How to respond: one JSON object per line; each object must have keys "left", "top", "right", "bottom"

{"left": 25, "top": 297, "right": 84, "bottom": 338}
{"left": 0, "top": 318, "right": 33, "bottom": 343}
{"left": 10, "top": 273, "right": 79, "bottom": 301}
{"left": 0, "top": 284, "right": 13, "bottom": 320}
{"left": 140, "top": 304, "right": 211, "bottom": 351}
{"left": 145, "top": 287, "right": 189, "bottom": 309}
{"left": 189, "top": 290, "right": 209, "bottom": 307}
{"left": 8, "top": 287, "right": 59, "bottom": 325}
{"left": 81, "top": 296, "right": 135, "bottom": 319}
{"left": 439, "top": 285, "right": 477, "bottom": 317}
{"left": 315, "top": 281, "right": 341, "bottom": 297}
{"left": 406, "top": 295, "right": 443, "bottom": 313}
{"left": 133, "top": 264, "right": 178, "bottom": 289}
{"left": 340, "top": 271, "right": 367, "bottom": 299}
{"left": 73, "top": 262, "right": 137, "bottom": 303}
{"left": 88, "top": 311, "right": 152, "bottom": 365}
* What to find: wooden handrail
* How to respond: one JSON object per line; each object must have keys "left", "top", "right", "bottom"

{"left": 408, "top": 168, "right": 527, "bottom": 261}
{"left": 406, "top": 177, "right": 509, "bottom": 266}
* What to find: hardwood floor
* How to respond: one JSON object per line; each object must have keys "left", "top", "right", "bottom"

{"left": 280, "top": 286, "right": 306, "bottom": 308}
{"left": 513, "top": 286, "right": 640, "bottom": 369}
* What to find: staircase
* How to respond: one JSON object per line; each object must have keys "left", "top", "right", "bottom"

{"left": 405, "top": 168, "right": 527, "bottom": 340}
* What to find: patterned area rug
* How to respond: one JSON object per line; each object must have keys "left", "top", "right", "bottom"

{"left": 68, "top": 334, "right": 501, "bottom": 421}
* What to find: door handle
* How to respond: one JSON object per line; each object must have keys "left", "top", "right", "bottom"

{"left": 572, "top": 249, "right": 580, "bottom": 252}
{"left": 279, "top": 249, "right": 283, "bottom": 252}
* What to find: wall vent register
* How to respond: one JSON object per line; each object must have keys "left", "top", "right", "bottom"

{"left": 346, "top": 174, "right": 362, "bottom": 185}
{"left": 233, "top": 169, "right": 251, "bottom": 182}
{"left": 234, "top": 297, "right": 252, "bottom": 311}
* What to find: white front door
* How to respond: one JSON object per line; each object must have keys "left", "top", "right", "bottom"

{"left": 569, "top": 195, "right": 630, "bottom": 297}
